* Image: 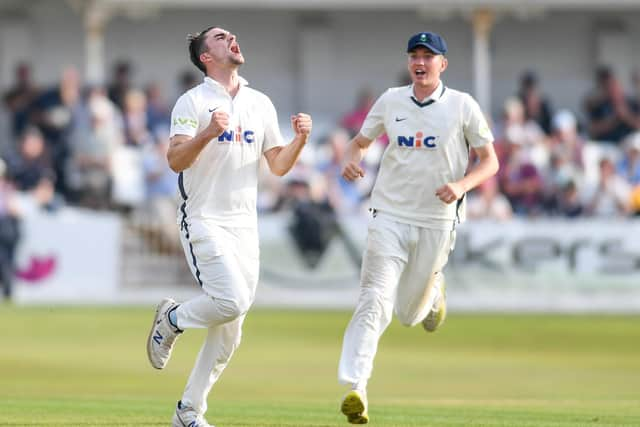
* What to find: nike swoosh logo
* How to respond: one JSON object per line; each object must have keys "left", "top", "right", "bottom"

{"left": 208, "top": 107, "right": 218, "bottom": 113}
{"left": 395, "top": 117, "right": 407, "bottom": 122}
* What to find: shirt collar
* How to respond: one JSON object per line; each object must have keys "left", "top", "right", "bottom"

{"left": 408, "top": 80, "right": 445, "bottom": 108}
{"left": 410, "top": 80, "right": 443, "bottom": 102}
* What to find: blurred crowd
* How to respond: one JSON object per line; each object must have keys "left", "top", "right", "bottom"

{"left": 2, "top": 61, "right": 640, "bottom": 230}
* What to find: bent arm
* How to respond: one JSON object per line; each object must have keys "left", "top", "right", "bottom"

{"left": 166, "top": 131, "right": 216, "bottom": 173}
{"left": 263, "top": 113, "right": 312, "bottom": 176}
{"left": 459, "top": 143, "right": 499, "bottom": 192}
{"left": 436, "top": 142, "right": 499, "bottom": 204}
{"left": 341, "top": 133, "right": 375, "bottom": 181}
{"left": 263, "top": 133, "right": 308, "bottom": 177}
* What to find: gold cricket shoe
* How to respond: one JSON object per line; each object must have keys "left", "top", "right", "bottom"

{"left": 340, "top": 389, "right": 369, "bottom": 424}
{"left": 422, "top": 280, "right": 447, "bottom": 332}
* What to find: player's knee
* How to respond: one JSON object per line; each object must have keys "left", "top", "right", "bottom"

{"left": 216, "top": 292, "right": 251, "bottom": 322}
{"left": 394, "top": 304, "right": 421, "bottom": 327}
{"left": 356, "top": 290, "right": 393, "bottom": 324}
{"left": 396, "top": 314, "right": 420, "bottom": 327}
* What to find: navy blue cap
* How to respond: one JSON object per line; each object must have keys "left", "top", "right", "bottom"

{"left": 407, "top": 32, "right": 447, "bottom": 55}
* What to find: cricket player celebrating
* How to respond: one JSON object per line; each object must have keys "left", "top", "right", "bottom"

{"left": 146, "top": 26, "right": 311, "bottom": 427}
{"left": 338, "top": 31, "right": 499, "bottom": 424}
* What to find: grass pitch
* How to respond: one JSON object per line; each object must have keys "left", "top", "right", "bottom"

{"left": 1, "top": 305, "right": 639, "bottom": 426}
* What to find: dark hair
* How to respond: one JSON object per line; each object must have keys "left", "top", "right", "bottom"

{"left": 596, "top": 66, "right": 613, "bottom": 85}
{"left": 520, "top": 70, "right": 538, "bottom": 89}
{"left": 188, "top": 26, "right": 216, "bottom": 74}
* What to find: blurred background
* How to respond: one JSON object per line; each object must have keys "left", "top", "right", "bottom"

{"left": 1, "top": 1, "right": 640, "bottom": 426}
{"left": 1, "top": 0, "right": 639, "bottom": 310}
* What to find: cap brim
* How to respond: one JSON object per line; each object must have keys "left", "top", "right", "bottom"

{"left": 407, "top": 42, "right": 444, "bottom": 54}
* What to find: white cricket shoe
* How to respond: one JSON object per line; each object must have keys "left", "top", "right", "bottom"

{"left": 146, "top": 297, "right": 182, "bottom": 369}
{"left": 340, "top": 389, "right": 369, "bottom": 424}
{"left": 172, "top": 400, "right": 214, "bottom": 427}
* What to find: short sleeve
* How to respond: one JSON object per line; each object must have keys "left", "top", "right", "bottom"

{"left": 262, "top": 97, "right": 285, "bottom": 153}
{"left": 170, "top": 93, "right": 199, "bottom": 138}
{"left": 359, "top": 92, "right": 387, "bottom": 141}
{"left": 463, "top": 94, "right": 494, "bottom": 148}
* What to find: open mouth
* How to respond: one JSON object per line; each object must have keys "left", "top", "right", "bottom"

{"left": 415, "top": 70, "right": 426, "bottom": 77}
{"left": 230, "top": 44, "right": 241, "bottom": 54}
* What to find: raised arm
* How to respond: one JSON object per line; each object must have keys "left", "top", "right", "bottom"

{"left": 263, "top": 113, "right": 312, "bottom": 176}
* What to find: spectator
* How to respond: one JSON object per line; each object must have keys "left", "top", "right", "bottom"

{"left": 284, "top": 177, "right": 338, "bottom": 269}
{"left": 549, "top": 109, "right": 585, "bottom": 170}
{"left": 617, "top": 132, "right": 640, "bottom": 185}
{"left": 467, "top": 176, "right": 513, "bottom": 220}
{"left": 544, "top": 110, "right": 586, "bottom": 212}
{"left": 123, "top": 89, "right": 152, "bottom": 147}
{"left": 107, "top": 61, "right": 132, "bottom": 112}
{"left": 7, "top": 127, "right": 54, "bottom": 192}
{"left": 496, "top": 97, "right": 549, "bottom": 171}
{"left": 499, "top": 135, "right": 545, "bottom": 216}
{"left": 66, "top": 87, "right": 122, "bottom": 209}
{"left": 0, "top": 159, "right": 21, "bottom": 302}
{"left": 145, "top": 82, "right": 171, "bottom": 135}
{"left": 584, "top": 66, "right": 636, "bottom": 144}
{"left": 518, "top": 70, "right": 553, "bottom": 135}
{"left": 584, "top": 157, "right": 631, "bottom": 217}
{"left": 137, "top": 129, "right": 179, "bottom": 253}
{"left": 143, "top": 129, "right": 176, "bottom": 203}
{"left": 2, "top": 62, "right": 39, "bottom": 139}
{"left": 554, "top": 180, "right": 584, "bottom": 217}
{"left": 29, "top": 66, "right": 83, "bottom": 197}
{"left": 628, "top": 68, "right": 640, "bottom": 117}
{"left": 630, "top": 185, "right": 640, "bottom": 216}
{"left": 178, "top": 70, "right": 198, "bottom": 94}
{"left": 340, "top": 87, "right": 375, "bottom": 138}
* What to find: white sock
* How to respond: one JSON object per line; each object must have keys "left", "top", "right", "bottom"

{"left": 352, "top": 381, "right": 367, "bottom": 392}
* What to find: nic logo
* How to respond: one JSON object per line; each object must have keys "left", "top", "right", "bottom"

{"left": 218, "top": 126, "right": 255, "bottom": 144}
{"left": 397, "top": 132, "right": 437, "bottom": 148}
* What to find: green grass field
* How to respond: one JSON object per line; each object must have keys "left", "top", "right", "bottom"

{"left": 1, "top": 306, "right": 639, "bottom": 426}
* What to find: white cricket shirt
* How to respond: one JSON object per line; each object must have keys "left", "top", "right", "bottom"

{"left": 170, "top": 76, "right": 285, "bottom": 233}
{"left": 360, "top": 81, "right": 494, "bottom": 229}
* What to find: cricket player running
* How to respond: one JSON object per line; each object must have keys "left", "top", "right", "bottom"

{"left": 146, "top": 26, "right": 311, "bottom": 427}
{"left": 338, "top": 31, "right": 499, "bottom": 424}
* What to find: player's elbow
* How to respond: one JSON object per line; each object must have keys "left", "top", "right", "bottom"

{"left": 166, "top": 152, "right": 185, "bottom": 173}
{"left": 268, "top": 159, "right": 291, "bottom": 176}
{"left": 488, "top": 155, "right": 499, "bottom": 177}
{"left": 270, "top": 166, "right": 289, "bottom": 177}
{"left": 482, "top": 150, "right": 499, "bottom": 177}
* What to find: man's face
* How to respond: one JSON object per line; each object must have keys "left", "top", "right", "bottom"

{"left": 201, "top": 27, "right": 245, "bottom": 68}
{"left": 407, "top": 47, "right": 447, "bottom": 88}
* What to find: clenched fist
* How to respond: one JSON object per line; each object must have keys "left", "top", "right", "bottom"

{"left": 435, "top": 182, "right": 465, "bottom": 204}
{"left": 342, "top": 161, "right": 365, "bottom": 181}
{"left": 207, "top": 109, "right": 229, "bottom": 138}
{"left": 291, "top": 113, "right": 312, "bottom": 136}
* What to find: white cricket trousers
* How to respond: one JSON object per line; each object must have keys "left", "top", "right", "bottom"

{"left": 338, "top": 214, "right": 456, "bottom": 387}
{"left": 174, "top": 220, "right": 259, "bottom": 414}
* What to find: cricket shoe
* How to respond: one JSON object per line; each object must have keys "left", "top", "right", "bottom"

{"left": 146, "top": 297, "right": 182, "bottom": 369}
{"left": 422, "top": 280, "right": 447, "bottom": 332}
{"left": 172, "top": 401, "right": 214, "bottom": 427}
{"left": 341, "top": 389, "right": 369, "bottom": 424}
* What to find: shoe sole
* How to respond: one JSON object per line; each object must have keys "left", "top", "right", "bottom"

{"left": 423, "top": 302, "right": 446, "bottom": 332}
{"left": 423, "top": 282, "right": 447, "bottom": 332}
{"left": 146, "top": 297, "right": 174, "bottom": 370}
{"left": 341, "top": 391, "right": 369, "bottom": 424}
